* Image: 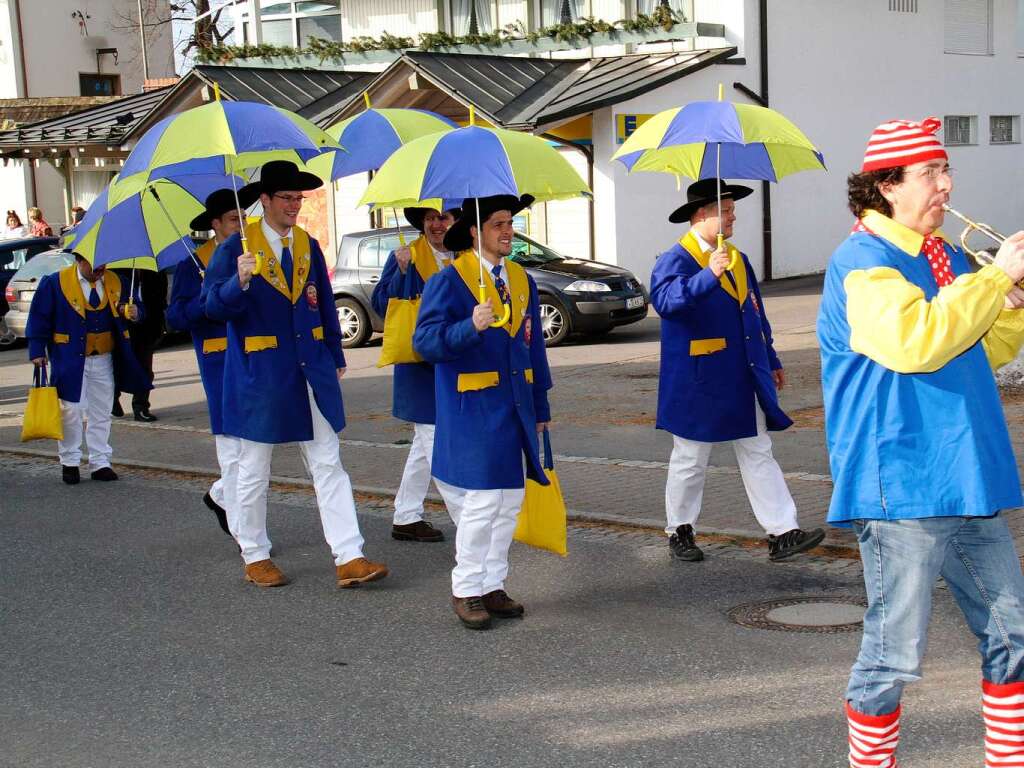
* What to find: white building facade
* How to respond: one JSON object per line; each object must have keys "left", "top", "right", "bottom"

{"left": 0, "top": 0, "right": 175, "bottom": 228}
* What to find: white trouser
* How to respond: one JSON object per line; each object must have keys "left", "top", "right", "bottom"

{"left": 210, "top": 434, "right": 242, "bottom": 538}
{"left": 58, "top": 354, "right": 114, "bottom": 471}
{"left": 436, "top": 479, "right": 523, "bottom": 598}
{"left": 393, "top": 422, "right": 436, "bottom": 525}
{"left": 665, "top": 404, "right": 798, "bottom": 537}
{"left": 234, "top": 385, "right": 365, "bottom": 566}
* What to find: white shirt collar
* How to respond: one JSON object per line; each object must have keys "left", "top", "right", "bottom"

{"left": 78, "top": 268, "right": 103, "bottom": 299}
{"left": 690, "top": 229, "right": 716, "bottom": 255}
{"left": 260, "top": 218, "right": 292, "bottom": 259}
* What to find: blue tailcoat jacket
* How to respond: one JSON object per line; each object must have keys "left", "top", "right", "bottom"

{"left": 26, "top": 265, "right": 150, "bottom": 403}
{"left": 166, "top": 240, "right": 228, "bottom": 434}
{"left": 371, "top": 236, "right": 446, "bottom": 424}
{"left": 650, "top": 231, "right": 790, "bottom": 442}
{"left": 203, "top": 221, "right": 347, "bottom": 444}
{"left": 413, "top": 251, "right": 552, "bottom": 490}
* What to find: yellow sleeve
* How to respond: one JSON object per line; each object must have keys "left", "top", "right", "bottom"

{"left": 982, "top": 308, "right": 1024, "bottom": 371}
{"left": 845, "top": 263, "right": 1011, "bottom": 373}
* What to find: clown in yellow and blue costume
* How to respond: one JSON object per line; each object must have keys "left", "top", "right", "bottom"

{"left": 817, "top": 116, "right": 1024, "bottom": 767}
{"left": 167, "top": 186, "right": 258, "bottom": 542}
{"left": 26, "top": 253, "right": 149, "bottom": 485}
{"left": 203, "top": 160, "right": 388, "bottom": 591}
{"left": 650, "top": 178, "right": 824, "bottom": 565}
{"left": 371, "top": 204, "right": 461, "bottom": 545}
{"left": 413, "top": 194, "right": 552, "bottom": 631}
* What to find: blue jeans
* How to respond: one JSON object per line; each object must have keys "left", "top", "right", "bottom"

{"left": 848, "top": 515, "right": 1024, "bottom": 715}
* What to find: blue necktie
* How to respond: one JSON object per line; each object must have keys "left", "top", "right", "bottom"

{"left": 280, "top": 236, "right": 293, "bottom": 291}
{"left": 88, "top": 284, "right": 100, "bottom": 308}
{"left": 491, "top": 264, "right": 510, "bottom": 307}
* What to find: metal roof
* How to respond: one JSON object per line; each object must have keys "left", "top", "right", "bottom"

{"left": 193, "top": 65, "right": 375, "bottom": 124}
{"left": 395, "top": 47, "right": 737, "bottom": 129}
{"left": 0, "top": 87, "right": 171, "bottom": 149}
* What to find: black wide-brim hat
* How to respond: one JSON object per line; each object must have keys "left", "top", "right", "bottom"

{"left": 247, "top": 159, "right": 323, "bottom": 200}
{"left": 403, "top": 205, "right": 463, "bottom": 233}
{"left": 668, "top": 178, "right": 754, "bottom": 224}
{"left": 443, "top": 194, "right": 534, "bottom": 252}
{"left": 189, "top": 186, "right": 261, "bottom": 231}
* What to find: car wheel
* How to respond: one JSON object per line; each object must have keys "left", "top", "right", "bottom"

{"left": 538, "top": 294, "right": 570, "bottom": 346}
{"left": 335, "top": 297, "right": 370, "bottom": 348}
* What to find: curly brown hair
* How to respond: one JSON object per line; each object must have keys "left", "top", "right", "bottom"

{"left": 847, "top": 167, "right": 905, "bottom": 218}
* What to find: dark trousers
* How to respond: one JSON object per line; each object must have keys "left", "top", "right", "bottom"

{"left": 116, "top": 334, "right": 155, "bottom": 410}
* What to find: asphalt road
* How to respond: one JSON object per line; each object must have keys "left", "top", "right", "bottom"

{"left": 0, "top": 455, "right": 997, "bottom": 768}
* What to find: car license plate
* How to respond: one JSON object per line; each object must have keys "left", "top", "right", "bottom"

{"left": 626, "top": 296, "right": 644, "bottom": 310}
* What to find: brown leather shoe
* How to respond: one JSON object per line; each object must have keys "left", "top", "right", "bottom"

{"left": 392, "top": 520, "right": 445, "bottom": 542}
{"left": 244, "top": 559, "right": 289, "bottom": 588}
{"left": 483, "top": 589, "right": 525, "bottom": 618}
{"left": 452, "top": 595, "right": 492, "bottom": 630}
{"left": 336, "top": 557, "right": 389, "bottom": 588}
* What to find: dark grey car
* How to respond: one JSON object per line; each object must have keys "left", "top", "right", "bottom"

{"left": 330, "top": 227, "right": 648, "bottom": 348}
{"left": 4, "top": 249, "right": 76, "bottom": 339}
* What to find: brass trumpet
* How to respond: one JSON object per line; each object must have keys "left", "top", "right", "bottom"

{"left": 942, "top": 204, "right": 1006, "bottom": 267}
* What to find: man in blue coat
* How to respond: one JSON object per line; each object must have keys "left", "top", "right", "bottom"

{"left": 167, "top": 187, "right": 258, "bottom": 540}
{"left": 204, "top": 161, "right": 388, "bottom": 590}
{"left": 650, "top": 178, "right": 823, "bottom": 563}
{"left": 414, "top": 194, "right": 552, "bottom": 630}
{"left": 27, "top": 253, "right": 149, "bottom": 484}
{"left": 371, "top": 205, "right": 461, "bottom": 544}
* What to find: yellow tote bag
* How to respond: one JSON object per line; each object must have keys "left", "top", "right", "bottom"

{"left": 21, "top": 363, "right": 63, "bottom": 442}
{"left": 514, "top": 429, "right": 568, "bottom": 556}
{"left": 376, "top": 267, "right": 424, "bottom": 367}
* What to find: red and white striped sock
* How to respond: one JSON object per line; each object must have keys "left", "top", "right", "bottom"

{"left": 983, "top": 679, "right": 1024, "bottom": 767}
{"left": 846, "top": 701, "right": 900, "bottom": 767}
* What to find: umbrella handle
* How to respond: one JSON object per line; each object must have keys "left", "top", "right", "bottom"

{"left": 717, "top": 233, "right": 738, "bottom": 271}
{"left": 478, "top": 284, "right": 511, "bottom": 328}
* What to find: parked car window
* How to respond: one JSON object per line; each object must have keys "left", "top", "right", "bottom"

{"left": 0, "top": 242, "right": 51, "bottom": 270}
{"left": 357, "top": 237, "right": 380, "bottom": 268}
{"left": 378, "top": 234, "right": 405, "bottom": 259}
{"left": 16, "top": 251, "right": 74, "bottom": 279}
{"left": 510, "top": 233, "right": 564, "bottom": 266}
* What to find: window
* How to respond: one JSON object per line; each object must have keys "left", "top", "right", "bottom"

{"left": 79, "top": 73, "right": 120, "bottom": 96}
{"left": 991, "top": 115, "right": 1020, "bottom": 144}
{"left": 377, "top": 234, "right": 406, "bottom": 258}
{"left": 945, "top": 0, "right": 993, "bottom": 55}
{"left": 637, "top": 0, "right": 690, "bottom": 17}
{"left": 449, "top": 0, "right": 493, "bottom": 35}
{"left": 261, "top": 18, "right": 294, "bottom": 45}
{"left": 944, "top": 115, "right": 977, "bottom": 145}
{"left": 541, "top": 0, "right": 583, "bottom": 25}
{"left": 357, "top": 238, "right": 381, "bottom": 268}
{"left": 240, "top": 1, "right": 343, "bottom": 46}
{"left": 889, "top": 0, "right": 918, "bottom": 10}
{"left": 298, "top": 13, "right": 341, "bottom": 45}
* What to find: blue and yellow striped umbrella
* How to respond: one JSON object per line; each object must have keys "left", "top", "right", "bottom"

{"left": 327, "top": 106, "right": 456, "bottom": 180}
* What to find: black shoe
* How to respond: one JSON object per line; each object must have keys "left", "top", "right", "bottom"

{"left": 62, "top": 465, "right": 80, "bottom": 485}
{"left": 203, "top": 492, "right": 233, "bottom": 537}
{"left": 768, "top": 527, "right": 826, "bottom": 562}
{"left": 90, "top": 467, "right": 118, "bottom": 482}
{"left": 111, "top": 399, "right": 123, "bottom": 418}
{"left": 668, "top": 524, "right": 704, "bottom": 561}
{"left": 133, "top": 408, "right": 157, "bottom": 422}
{"left": 392, "top": 520, "right": 445, "bottom": 542}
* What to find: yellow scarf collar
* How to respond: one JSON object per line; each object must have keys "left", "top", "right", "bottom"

{"left": 245, "top": 219, "right": 311, "bottom": 303}
{"left": 452, "top": 250, "right": 529, "bottom": 338}
{"left": 59, "top": 264, "right": 123, "bottom": 319}
{"left": 860, "top": 210, "right": 949, "bottom": 257}
{"left": 409, "top": 236, "right": 449, "bottom": 282}
{"left": 678, "top": 230, "right": 748, "bottom": 306}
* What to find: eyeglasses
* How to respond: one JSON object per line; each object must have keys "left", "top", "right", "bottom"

{"left": 272, "top": 193, "right": 305, "bottom": 204}
{"left": 911, "top": 165, "right": 954, "bottom": 181}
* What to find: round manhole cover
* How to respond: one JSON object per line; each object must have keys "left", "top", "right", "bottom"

{"left": 727, "top": 596, "right": 867, "bottom": 633}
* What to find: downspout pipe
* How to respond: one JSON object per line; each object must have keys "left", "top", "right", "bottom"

{"left": 12, "top": 0, "right": 37, "bottom": 207}
{"left": 759, "top": 0, "right": 771, "bottom": 280}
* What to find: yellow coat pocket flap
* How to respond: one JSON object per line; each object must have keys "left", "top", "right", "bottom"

{"left": 457, "top": 371, "right": 500, "bottom": 392}
{"left": 689, "top": 338, "right": 727, "bottom": 356}
{"left": 244, "top": 335, "right": 278, "bottom": 353}
{"left": 312, "top": 326, "right": 324, "bottom": 341}
{"left": 525, "top": 368, "right": 534, "bottom": 384}
{"left": 203, "top": 337, "right": 228, "bottom": 354}
{"left": 53, "top": 333, "right": 70, "bottom": 344}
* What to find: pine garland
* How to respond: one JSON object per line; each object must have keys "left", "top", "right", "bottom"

{"left": 196, "top": 8, "right": 688, "bottom": 63}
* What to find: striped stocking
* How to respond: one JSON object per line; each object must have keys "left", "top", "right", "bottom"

{"left": 846, "top": 701, "right": 900, "bottom": 767}
{"left": 983, "top": 679, "right": 1024, "bottom": 767}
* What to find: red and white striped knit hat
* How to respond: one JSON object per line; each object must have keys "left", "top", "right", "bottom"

{"left": 861, "top": 117, "right": 948, "bottom": 172}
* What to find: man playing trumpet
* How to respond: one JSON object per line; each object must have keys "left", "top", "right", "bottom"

{"left": 818, "top": 116, "right": 1024, "bottom": 767}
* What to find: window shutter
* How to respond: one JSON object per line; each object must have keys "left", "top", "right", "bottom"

{"left": 944, "top": 0, "right": 993, "bottom": 54}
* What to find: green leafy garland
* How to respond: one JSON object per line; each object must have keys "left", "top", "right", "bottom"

{"left": 197, "top": 7, "right": 687, "bottom": 63}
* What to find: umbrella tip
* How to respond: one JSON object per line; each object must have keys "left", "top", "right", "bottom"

{"left": 213, "top": 82, "right": 221, "bottom": 102}
{"left": 717, "top": 83, "right": 724, "bottom": 101}
{"left": 469, "top": 105, "right": 475, "bottom": 126}
{"left": 363, "top": 92, "right": 371, "bottom": 109}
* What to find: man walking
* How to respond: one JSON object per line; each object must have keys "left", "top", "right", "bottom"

{"left": 650, "top": 178, "right": 824, "bottom": 563}
{"left": 371, "top": 205, "right": 461, "bottom": 544}
{"left": 204, "top": 161, "right": 388, "bottom": 589}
